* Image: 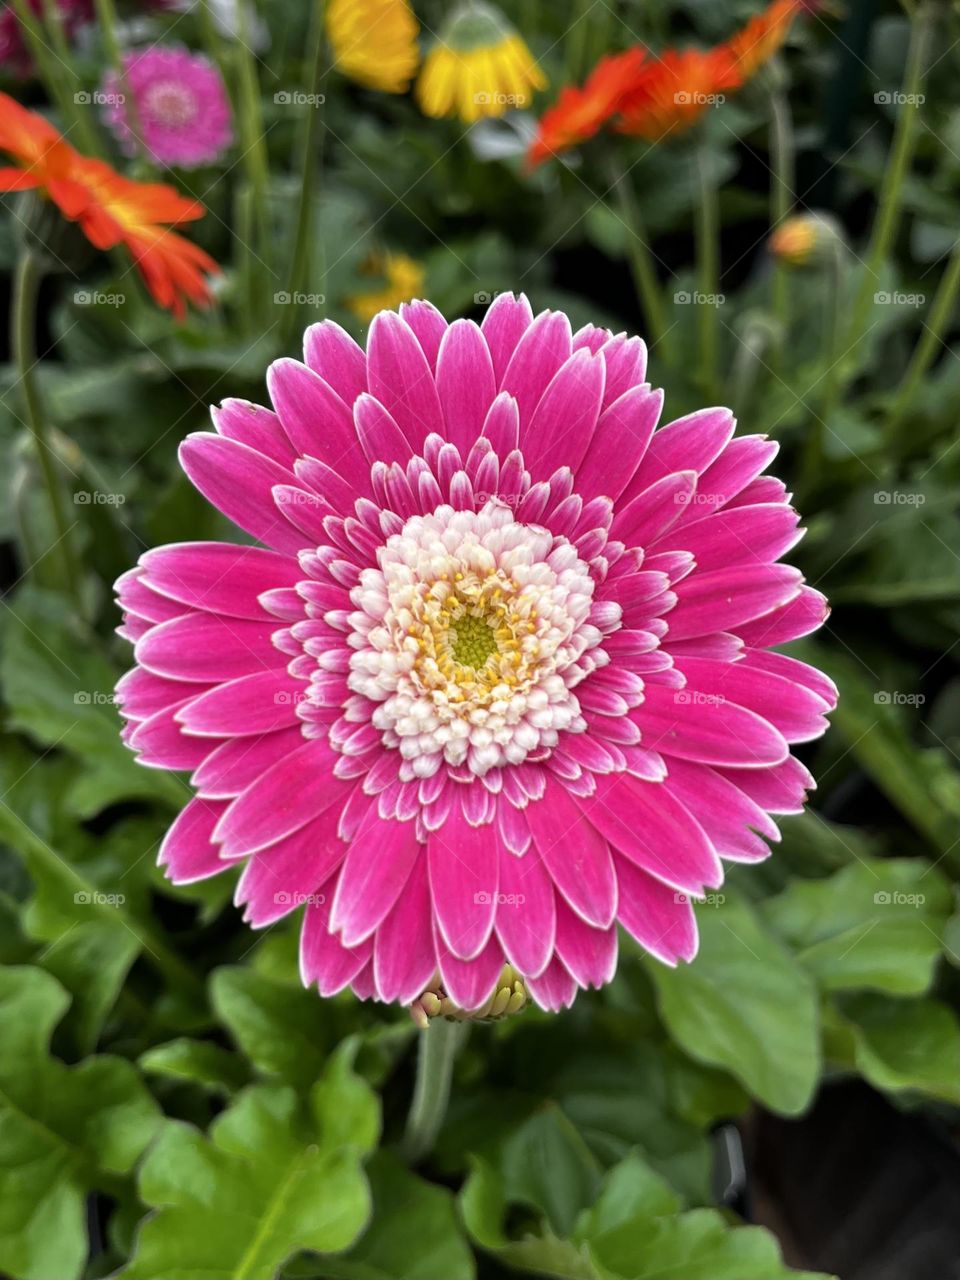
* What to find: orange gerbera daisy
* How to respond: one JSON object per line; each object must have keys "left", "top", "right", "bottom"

{"left": 527, "top": 46, "right": 647, "bottom": 168}
{"left": 617, "top": 45, "right": 742, "bottom": 141}
{"left": 0, "top": 92, "right": 217, "bottom": 316}
{"left": 726, "top": 0, "right": 810, "bottom": 79}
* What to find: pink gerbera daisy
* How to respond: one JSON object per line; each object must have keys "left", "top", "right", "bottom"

{"left": 115, "top": 295, "right": 836, "bottom": 1013}
{"left": 102, "top": 45, "right": 232, "bottom": 169}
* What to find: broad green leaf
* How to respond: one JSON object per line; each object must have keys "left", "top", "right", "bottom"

{"left": 39, "top": 919, "right": 140, "bottom": 1054}
{"left": 0, "top": 966, "right": 161, "bottom": 1280}
{"left": 830, "top": 994, "right": 960, "bottom": 1103}
{"left": 460, "top": 1157, "right": 600, "bottom": 1280}
{"left": 587, "top": 1206, "right": 834, "bottom": 1280}
{"left": 501, "top": 1106, "right": 604, "bottom": 1237}
{"left": 139, "top": 1038, "right": 252, "bottom": 1096}
{"left": 764, "top": 857, "right": 952, "bottom": 994}
{"left": 211, "top": 966, "right": 335, "bottom": 1090}
{"left": 121, "top": 1050, "right": 380, "bottom": 1279}
{"left": 0, "top": 588, "right": 182, "bottom": 813}
{"left": 646, "top": 895, "right": 820, "bottom": 1114}
{"left": 319, "top": 1152, "right": 475, "bottom": 1280}
{"left": 573, "top": 1153, "right": 680, "bottom": 1241}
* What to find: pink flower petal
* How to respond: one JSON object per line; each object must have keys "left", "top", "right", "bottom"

{"left": 300, "top": 884, "right": 372, "bottom": 995}
{"left": 428, "top": 809, "right": 499, "bottom": 961}
{"left": 553, "top": 895, "right": 618, "bottom": 988}
{"left": 526, "top": 780, "right": 617, "bottom": 928}
{"left": 158, "top": 796, "right": 231, "bottom": 884}
{"left": 614, "top": 853, "right": 699, "bottom": 964}
{"left": 399, "top": 299, "right": 448, "bottom": 368}
{"left": 667, "top": 563, "right": 803, "bottom": 641}
{"left": 367, "top": 311, "right": 444, "bottom": 450}
{"left": 191, "top": 727, "right": 305, "bottom": 800}
{"left": 267, "top": 358, "right": 368, "bottom": 487}
{"left": 303, "top": 320, "right": 367, "bottom": 405}
{"left": 135, "top": 613, "right": 281, "bottom": 683}
{"left": 523, "top": 348, "right": 606, "bottom": 480}
{"left": 481, "top": 292, "right": 534, "bottom": 382}
{"left": 633, "top": 682, "right": 789, "bottom": 769}
{"left": 494, "top": 842, "right": 555, "bottom": 978}
{"left": 576, "top": 385, "right": 663, "bottom": 503}
{"left": 500, "top": 309, "right": 572, "bottom": 429}
{"left": 436, "top": 319, "right": 497, "bottom": 457}
{"left": 235, "top": 806, "right": 347, "bottom": 926}
{"left": 436, "top": 930, "right": 505, "bottom": 1010}
{"left": 330, "top": 811, "right": 422, "bottom": 946}
{"left": 373, "top": 851, "right": 438, "bottom": 1003}
{"left": 140, "top": 543, "right": 301, "bottom": 619}
{"left": 175, "top": 669, "right": 304, "bottom": 737}
{"left": 212, "top": 399, "right": 296, "bottom": 467}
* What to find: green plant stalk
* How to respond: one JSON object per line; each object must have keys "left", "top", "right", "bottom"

{"left": 607, "top": 158, "right": 669, "bottom": 360}
{"left": 234, "top": 182, "right": 257, "bottom": 334}
{"left": 402, "top": 1019, "right": 468, "bottom": 1163}
{"left": 799, "top": 241, "right": 845, "bottom": 501}
{"left": 768, "top": 80, "right": 795, "bottom": 365}
{"left": 885, "top": 237, "right": 960, "bottom": 449}
{"left": 565, "top": 0, "right": 591, "bottom": 82}
{"left": 14, "top": 0, "right": 100, "bottom": 155}
{"left": 282, "top": 0, "right": 327, "bottom": 349}
{"left": 12, "top": 251, "right": 84, "bottom": 612}
{"left": 92, "top": 0, "right": 149, "bottom": 162}
{"left": 234, "top": 3, "right": 272, "bottom": 278}
{"left": 695, "top": 144, "right": 720, "bottom": 397}
{"left": 843, "top": 1, "right": 935, "bottom": 358}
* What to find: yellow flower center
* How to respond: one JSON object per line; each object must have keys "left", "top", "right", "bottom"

{"left": 450, "top": 611, "right": 499, "bottom": 670}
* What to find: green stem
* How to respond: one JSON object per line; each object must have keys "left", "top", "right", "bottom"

{"left": 695, "top": 144, "right": 720, "bottom": 397}
{"left": 768, "top": 78, "right": 794, "bottom": 366}
{"left": 607, "top": 158, "right": 669, "bottom": 360}
{"left": 282, "top": 0, "right": 327, "bottom": 349}
{"left": 14, "top": 0, "right": 100, "bottom": 155}
{"left": 92, "top": 0, "right": 149, "bottom": 161}
{"left": 798, "top": 241, "right": 845, "bottom": 501}
{"left": 402, "top": 1020, "right": 467, "bottom": 1164}
{"left": 885, "top": 237, "right": 960, "bottom": 449}
{"left": 234, "top": 4, "right": 271, "bottom": 274}
{"left": 565, "top": 0, "right": 591, "bottom": 82}
{"left": 12, "top": 251, "right": 83, "bottom": 612}
{"left": 843, "top": 1, "right": 936, "bottom": 357}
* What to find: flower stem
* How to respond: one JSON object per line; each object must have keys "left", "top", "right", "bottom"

{"left": 842, "top": 1, "right": 935, "bottom": 360}
{"left": 282, "top": 0, "right": 327, "bottom": 349}
{"left": 234, "top": 2, "right": 271, "bottom": 270}
{"left": 885, "top": 238, "right": 960, "bottom": 453}
{"left": 695, "top": 143, "right": 720, "bottom": 397}
{"left": 12, "top": 251, "right": 83, "bottom": 611}
{"left": 606, "top": 157, "right": 669, "bottom": 361}
{"left": 798, "top": 240, "right": 845, "bottom": 501}
{"left": 15, "top": 0, "right": 101, "bottom": 156}
{"left": 402, "top": 1019, "right": 467, "bottom": 1164}
{"left": 768, "top": 76, "right": 794, "bottom": 366}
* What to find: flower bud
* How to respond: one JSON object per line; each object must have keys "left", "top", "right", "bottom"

{"left": 409, "top": 965, "right": 528, "bottom": 1028}
{"left": 768, "top": 211, "right": 844, "bottom": 268}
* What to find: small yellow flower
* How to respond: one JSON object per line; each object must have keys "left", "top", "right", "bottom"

{"left": 346, "top": 252, "right": 425, "bottom": 325}
{"left": 769, "top": 212, "right": 843, "bottom": 268}
{"left": 327, "top": 0, "right": 420, "bottom": 95}
{"left": 416, "top": 2, "right": 547, "bottom": 124}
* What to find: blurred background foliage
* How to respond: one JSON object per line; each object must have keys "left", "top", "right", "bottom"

{"left": 1, "top": 0, "right": 959, "bottom": 1278}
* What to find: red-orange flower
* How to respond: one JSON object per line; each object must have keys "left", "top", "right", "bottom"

{"left": 726, "top": 0, "right": 810, "bottom": 79}
{"left": 527, "top": 47, "right": 647, "bottom": 169}
{"left": 617, "top": 46, "right": 742, "bottom": 141}
{"left": 0, "top": 92, "right": 218, "bottom": 317}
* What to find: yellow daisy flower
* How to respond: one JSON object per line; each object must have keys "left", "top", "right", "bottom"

{"left": 416, "top": 2, "right": 547, "bottom": 124}
{"left": 345, "top": 252, "right": 425, "bottom": 325}
{"left": 327, "top": 0, "right": 420, "bottom": 95}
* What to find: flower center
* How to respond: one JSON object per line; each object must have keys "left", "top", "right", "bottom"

{"left": 449, "top": 610, "right": 499, "bottom": 670}
{"left": 342, "top": 502, "right": 612, "bottom": 777}
{"left": 143, "top": 79, "right": 199, "bottom": 128}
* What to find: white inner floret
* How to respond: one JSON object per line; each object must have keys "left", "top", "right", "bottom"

{"left": 346, "top": 502, "right": 610, "bottom": 776}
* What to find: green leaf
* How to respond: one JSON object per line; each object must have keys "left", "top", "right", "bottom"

{"left": 587, "top": 1206, "right": 833, "bottom": 1280}
{"left": 646, "top": 895, "right": 820, "bottom": 1114}
{"left": 830, "top": 994, "right": 960, "bottom": 1103}
{"left": 121, "top": 1053, "right": 380, "bottom": 1279}
{"left": 501, "top": 1106, "right": 604, "bottom": 1237}
{"left": 0, "top": 966, "right": 161, "bottom": 1280}
{"left": 764, "top": 857, "right": 952, "bottom": 994}
{"left": 39, "top": 919, "right": 140, "bottom": 1054}
{"left": 320, "top": 1152, "right": 475, "bottom": 1280}
{"left": 0, "top": 588, "right": 182, "bottom": 814}
{"left": 460, "top": 1157, "right": 600, "bottom": 1280}
{"left": 211, "top": 966, "right": 334, "bottom": 1090}
{"left": 139, "top": 1038, "right": 253, "bottom": 1096}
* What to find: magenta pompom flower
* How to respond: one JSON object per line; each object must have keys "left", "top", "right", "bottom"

{"left": 102, "top": 46, "right": 232, "bottom": 169}
{"left": 115, "top": 295, "right": 836, "bottom": 1013}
